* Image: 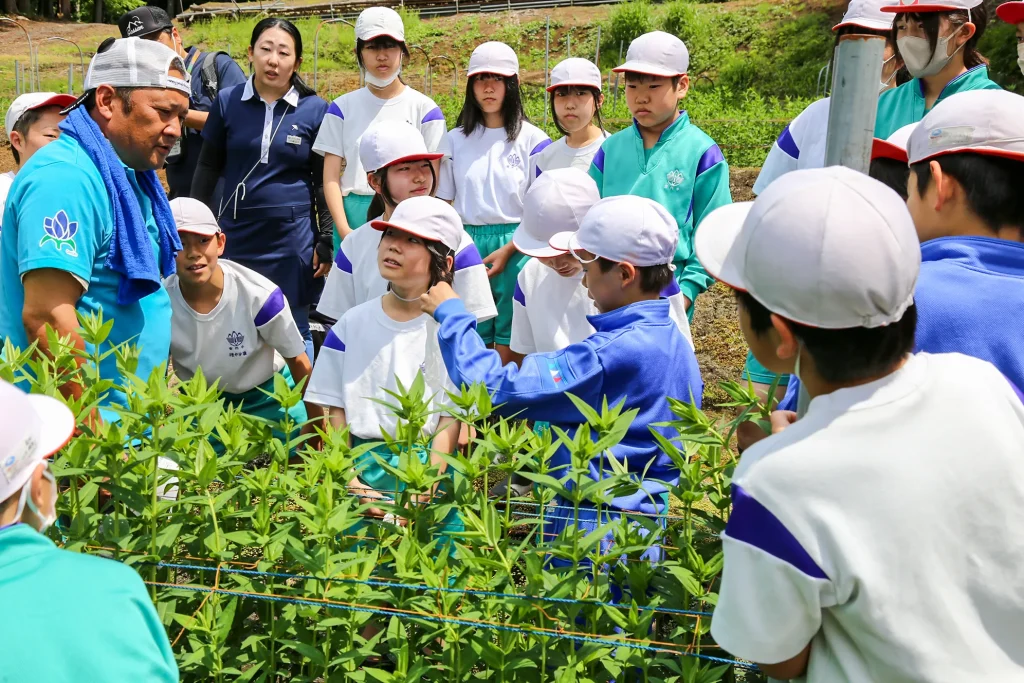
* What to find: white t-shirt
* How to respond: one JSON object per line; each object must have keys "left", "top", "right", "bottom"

{"left": 305, "top": 298, "right": 455, "bottom": 440}
{"left": 164, "top": 260, "right": 307, "bottom": 394}
{"left": 0, "top": 170, "right": 16, "bottom": 231}
{"left": 316, "top": 218, "right": 497, "bottom": 323}
{"left": 311, "top": 86, "right": 447, "bottom": 197}
{"left": 526, "top": 134, "right": 607, "bottom": 190}
{"left": 753, "top": 97, "right": 831, "bottom": 196}
{"left": 437, "top": 122, "right": 551, "bottom": 225}
{"left": 712, "top": 352, "right": 1024, "bottom": 682}
{"left": 510, "top": 258, "right": 694, "bottom": 354}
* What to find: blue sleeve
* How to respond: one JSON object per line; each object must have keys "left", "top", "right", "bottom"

{"left": 778, "top": 376, "right": 799, "bottom": 412}
{"left": 201, "top": 86, "right": 229, "bottom": 143}
{"left": 588, "top": 145, "right": 606, "bottom": 196}
{"left": 215, "top": 54, "right": 247, "bottom": 91}
{"left": 434, "top": 298, "right": 605, "bottom": 422}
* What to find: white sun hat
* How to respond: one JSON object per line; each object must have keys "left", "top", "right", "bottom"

{"left": 5, "top": 92, "right": 76, "bottom": 141}
{"left": 371, "top": 195, "right": 462, "bottom": 253}
{"left": 881, "top": 0, "right": 982, "bottom": 14}
{"left": 355, "top": 6, "right": 405, "bottom": 42}
{"left": 613, "top": 31, "right": 689, "bottom": 77}
{"left": 513, "top": 168, "right": 600, "bottom": 258}
{"left": 170, "top": 197, "right": 221, "bottom": 236}
{"left": 547, "top": 57, "right": 603, "bottom": 92}
{"left": 359, "top": 121, "right": 444, "bottom": 174}
{"left": 906, "top": 89, "right": 1024, "bottom": 165}
{"left": 695, "top": 166, "right": 920, "bottom": 329}
{"left": 467, "top": 41, "right": 519, "bottom": 78}
{"left": 0, "top": 381, "right": 75, "bottom": 504}
{"left": 549, "top": 195, "right": 679, "bottom": 267}
{"left": 833, "top": 0, "right": 895, "bottom": 31}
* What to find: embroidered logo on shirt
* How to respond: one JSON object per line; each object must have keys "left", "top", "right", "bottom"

{"left": 506, "top": 152, "right": 522, "bottom": 168}
{"left": 226, "top": 331, "right": 248, "bottom": 357}
{"left": 664, "top": 169, "right": 685, "bottom": 190}
{"left": 39, "top": 210, "right": 79, "bottom": 257}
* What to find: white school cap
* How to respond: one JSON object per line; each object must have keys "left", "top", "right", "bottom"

{"left": 907, "top": 89, "right": 1024, "bottom": 164}
{"left": 881, "top": 0, "right": 981, "bottom": 14}
{"left": 371, "top": 195, "right": 462, "bottom": 253}
{"left": 0, "top": 381, "right": 75, "bottom": 504}
{"left": 467, "top": 41, "right": 519, "bottom": 78}
{"left": 695, "top": 167, "right": 919, "bottom": 329}
{"left": 547, "top": 57, "right": 603, "bottom": 92}
{"left": 5, "top": 92, "right": 76, "bottom": 141}
{"left": 513, "top": 168, "right": 600, "bottom": 258}
{"left": 833, "top": 0, "right": 894, "bottom": 31}
{"left": 355, "top": 6, "right": 405, "bottom": 43}
{"left": 359, "top": 121, "right": 444, "bottom": 174}
{"left": 549, "top": 195, "right": 678, "bottom": 267}
{"left": 170, "top": 197, "right": 221, "bottom": 236}
{"left": 871, "top": 123, "right": 917, "bottom": 162}
{"left": 613, "top": 31, "right": 689, "bottom": 77}
{"left": 996, "top": 2, "right": 1024, "bottom": 24}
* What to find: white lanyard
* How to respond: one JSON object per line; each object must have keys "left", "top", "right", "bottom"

{"left": 218, "top": 101, "right": 294, "bottom": 221}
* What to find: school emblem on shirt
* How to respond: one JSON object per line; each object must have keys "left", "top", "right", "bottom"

{"left": 226, "top": 331, "right": 247, "bottom": 358}
{"left": 39, "top": 210, "right": 79, "bottom": 257}
{"left": 506, "top": 152, "right": 522, "bottom": 168}
{"left": 664, "top": 169, "right": 685, "bottom": 191}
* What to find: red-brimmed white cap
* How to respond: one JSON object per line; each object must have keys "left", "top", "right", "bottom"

{"left": 467, "top": 41, "right": 519, "bottom": 78}
{"left": 871, "top": 123, "right": 917, "bottom": 162}
{"left": 0, "top": 381, "right": 75, "bottom": 504}
{"left": 547, "top": 58, "right": 603, "bottom": 92}
{"left": 695, "top": 166, "right": 919, "bottom": 329}
{"left": 549, "top": 195, "right": 678, "bottom": 267}
{"left": 613, "top": 31, "right": 689, "bottom": 77}
{"left": 996, "top": 1, "right": 1024, "bottom": 23}
{"left": 907, "top": 89, "right": 1024, "bottom": 165}
{"left": 513, "top": 168, "right": 599, "bottom": 258}
{"left": 833, "top": 0, "right": 895, "bottom": 31}
{"left": 359, "top": 121, "right": 444, "bottom": 174}
{"left": 371, "top": 195, "right": 462, "bottom": 253}
{"left": 5, "top": 92, "right": 76, "bottom": 141}
{"left": 355, "top": 6, "right": 405, "bottom": 42}
{"left": 882, "top": 0, "right": 981, "bottom": 13}
{"left": 170, "top": 197, "right": 221, "bottom": 236}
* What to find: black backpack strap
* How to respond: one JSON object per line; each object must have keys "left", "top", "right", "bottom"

{"left": 199, "top": 50, "right": 230, "bottom": 99}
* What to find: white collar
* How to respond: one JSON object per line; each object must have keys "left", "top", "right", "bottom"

{"left": 242, "top": 76, "right": 300, "bottom": 107}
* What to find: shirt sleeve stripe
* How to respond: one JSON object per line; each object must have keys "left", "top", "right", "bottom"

{"left": 592, "top": 147, "right": 605, "bottom": 174}
{"left": 535, "top": 164, "right": 543, "bottom": 178}
{"left": 334, "top": 246, "right": 353, "bottom": 273}
{"left": 421, "top": 106, "right": 445, "bottom": 124}
{"left": 530, "top": 138, "right": 553, "bottom": 156}
{"left": 453, "top": 244, "right": 484, "bottom": 271}
{"left": 777, "top": 124, "right": 799, "bottom": 160}
{"left": 1007, "top": 377, "right": 1024, "bottom": 405}
{"left": 513, "top": 280, "right": 526, "bottom": 306}
{"left": 254, "top": 288, "right": 286, "bottom": 327}
{"left": 323, "top": 329, "right": 346, "bottom": 352}
{"left": 660, "top": 279, "right": 681, "bottom": 297}
{"left": 327, "top": 101, "right": 344, "bottom": 120}
{"left": 695, "top": 144, "right": 725, "bottom": 177}
{"left": 726, "top": 484, "right": 828, "bottom": 580}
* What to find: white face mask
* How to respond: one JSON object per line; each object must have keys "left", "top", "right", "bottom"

{"left": 1017, "top": 43, "right": 1024, "bottom": 77}
{"left": 15, "top": 468, "right": 57, "bottom": 533}
{"left": 880, "top": 55, "right": 898, "bottom": 92}
{"left": 897, "top": 26, "right": 965, "bottom": 79}
{"left": 363, "top": 66, "right": 401, "bottom": 89}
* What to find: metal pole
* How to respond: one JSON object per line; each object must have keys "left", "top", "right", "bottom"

{"left": 594, "top": 25, "right": 600, "bottom": 65}
{"left": 313, "top": 18, "right": 354, "bottom": 93}
{"left": 68, "top": 64, "right": 74, "bottom": 94}
{"left": 46, "top": 37, "right": 86, "bottom": 95}
{"left": 543, "top": 16, "right": 550, "bottom": 129}
{"left": 0, "top": 19, "right": 35, "bottom": 91}
{"left": 15, "top": 60, "right": 21, "bottom": 96}
{"left": 566, "top": 34, "right": 570, "bottom": 57}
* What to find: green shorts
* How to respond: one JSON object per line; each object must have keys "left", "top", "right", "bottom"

{"left": 336, "top": 193, "right": 376, "bottom": 251}
{"left": 742, "top": 349, "right": 790, "bottom": 387}
{"left": 220, "top": 366, "right": 308, "bottom": 450}
{"left": 465, "top": 223, "right": 525, "bottom": 346}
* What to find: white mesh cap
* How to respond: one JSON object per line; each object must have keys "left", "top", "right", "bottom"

{"left": 83, "top": 38, "right": 189, "bottom": 96}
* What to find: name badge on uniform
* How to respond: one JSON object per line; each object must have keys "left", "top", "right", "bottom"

{"left": 286, "top": 135, "right": 302, "bottom": 145}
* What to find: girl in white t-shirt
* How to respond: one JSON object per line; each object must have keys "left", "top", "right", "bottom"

{"left": 437, "top": 41, "right": 551, "bottom": 364}
{"left": 317, "top": 121, "right": 496, "bottom": 325}
{"left": 528, "top": 58, "right": 608, "bottom": 188}
{"left": 312, "top": 7, "right": 446, "bottom": 251}
{"left": 306, "top": 196, "right": 464, "bottom": 537}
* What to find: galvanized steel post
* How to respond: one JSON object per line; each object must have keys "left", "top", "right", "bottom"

{"left": 543, "top": 16, "right": 550, "bottom": 128}
{"left": 594, "top": 25, "right": 600, "bottom": 64}
{"left": 313, "top": 18, "right": 355, "bottom": 93}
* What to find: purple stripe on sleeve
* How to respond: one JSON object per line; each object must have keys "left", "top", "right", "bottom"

{"left": 453, "top": 244, "right": 484, "bottom": 271}
{"left": 327, "top": 101, "right": 344, "bottom": 120}
{"left": 513, "top": 281, "right": 526, "bottom": 306}
{"left": 695, "top": 144, "right": 725, "bottom": 177}
{"left": 323, "top": 329, "right": 346, "bottom": 352}
{"left": 660, "top": 279, "right": 681, "bottom": 297}
{"left": 334, "top": 246, "right": 353, "bottom": 273}
{"left": 536, "top": 165, "right": 543, "bottom": 178}
{"left": 777, "top": 124, "right": 799, "bottom": 160}
{"left": 726, "top": 484, "right": 828, "bottom": 580}
{"left": 1007, "top": 377, "right": 1024, "bottom": 405}
{"left": 685, "top": 201, "right": 693, "bottom": 224}
{"left": 592, "top": 147, "right": 605, "bottom": 174}
{"left": 254, "top": 288, "right": 286, "bottom": 327}
{"left": 530, "top": 138, "right": 553, "bottom": 156}
{"left": 421, "top": 106, "right": 445, "bottom": 124}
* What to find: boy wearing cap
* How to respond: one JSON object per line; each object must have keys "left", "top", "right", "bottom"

{"left": 1, "top": 92, "right": 76, "bottom": 230}
{"left": 164, "top": 198, "right": 315, "bottom": 436}
{"left": 0, "top": 381, "right": 178, "bottom": 681}
{"left": 421, "top": 195, "right": 702, "bottom": 548}
{"left": 588, "top": 31, "right": 731, "bottom": 319}
{"left": 697, "top": 166, "right": 1024, "bottom": 681}
{"left": 996, "top": 1, "right": 1024, "bottom": 75}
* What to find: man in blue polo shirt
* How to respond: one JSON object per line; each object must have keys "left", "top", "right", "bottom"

{"left": 119, "top": 6, "right": 246, "bottom": 200}
{"left": 0, "top": 38, "right": 189, "bottom": 419}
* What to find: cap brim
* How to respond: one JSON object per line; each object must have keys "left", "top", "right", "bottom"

{"left": 467, "top": 68, "right": 518, "bottom": 78}
{"left": 832, "top": 19, "right": 894, "bottom": 30}
{"left": 177, "top": 225, "right": 221, "bottom": 236}
{"left": 546, "top": 80, "right": 603, "bottom": 92}
{"left": 60, "top": 91, "right": 91, "bottom": 116}
{"left": 512, "top": 225, "right": 565, "bottom": 258}
{"left": 912, "top": 146, "right": 1024, "bottom": 165}
{"left": 381, "top": 152, "right": 444, "bottom": 169}
{"left": 881, "top": 4, "right": 965, "bottom": 11}
{"left": 547, "top": 230, "right": 577, "bottom": 254}
{"left": 996, "top": 2, "right": 1024, "bottom": 23}
{"left": 26, "top": 394, "right": 75, "bottom": 458}
{"left": 871, "top": 138, "right": 908, "bottom": 162}
{"left": 692, "top": 202, "right": 753, "bottom": 290}
{"left": 612, "top": 61, "right": 684, "bottom": 77}
{"left": 28, "top": 94, "right": 78, "bottom": 112}
{"left": 370, "top": 219, "right": 456, "bottom": 251}
{"left": 358, "top": 30, "right": 406, "bottom": 42}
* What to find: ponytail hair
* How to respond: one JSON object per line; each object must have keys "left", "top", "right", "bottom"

{"left": 250, "top": 17, "right": 318, "bottom": 97}
{"left": 366, "top": 162, "right": 439, "bottom": 222}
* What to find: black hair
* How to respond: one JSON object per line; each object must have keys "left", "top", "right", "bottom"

{"left": 10, "top": 107, "right": 50, "bottom": 165}
{"left": 595, "top": 258, "right": 674, "bottom": 294}
{"left": 736, "top": 290, "right": 917, "bottom": 384}
{"left": 869, "top": 157, "right": 910, "bottom": 200}
{"left": 891, "top": 6, "right": 988, "bottom": 72}
{"left": 549, "top": 85, "right": 607, "bottom": 138}
{"left": 81, "top": 38, "right": 138, "bottom": 117}
{"left": 366, "top": 160, "right": 439, "bottom": 221}
{"left": 911, "top": 153, "right": 1024, "bottom": 232}
{"left": 250, "top": 17, "right": 317, "bottom": 97}
{"left": 456, "top": 74, "right": 526, "bottom": 143}
{"left": 379, "top": 233, "right": 455, "bottom": 291}
{"left": 356, "top": 36, "right": 411, "bottom": 70}
{"left": 623, "top": 71, "right": 682, "bottom": 89}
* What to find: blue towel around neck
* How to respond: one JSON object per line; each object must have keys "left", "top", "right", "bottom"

{"left": 59, "top": 106, "right": 182, "bottom": 305}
